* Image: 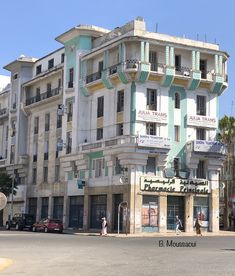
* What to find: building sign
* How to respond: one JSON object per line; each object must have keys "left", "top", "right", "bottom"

{"left": 140, "top": 176, "right": 210, "bottom": 194}
{"left": 136, "top": 109, "right": 168, "bottom": 124}
{"left": 187, "top": 115, "right": 217, "bottom": 128}
{"left": 194, "top": 140, "right": 227, "bottom": 154}
{"left": 137, "top": 134, "right": 171, "bottom": 149}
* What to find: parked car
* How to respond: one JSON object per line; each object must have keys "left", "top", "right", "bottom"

{"left": 6, "top": 213, "right": 35, "bottom": 231}
{"left": 32, "top": 219, "right": 63, "bottom": 233}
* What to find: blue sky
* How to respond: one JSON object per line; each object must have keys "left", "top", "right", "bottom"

{"left": 0, "top": 0, "right": 234, "bottom": 118}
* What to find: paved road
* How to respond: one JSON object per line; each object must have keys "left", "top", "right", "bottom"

{"left": 0, "top": 231, "right": 235, "bottom": 276}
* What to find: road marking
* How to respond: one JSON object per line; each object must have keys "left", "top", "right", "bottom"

{"left": 0, "top": 258, "right": 13, "bottom": 272}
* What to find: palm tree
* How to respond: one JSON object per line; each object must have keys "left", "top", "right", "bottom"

{"left": 219, "top": 116, "right": 235, "bottom": 230}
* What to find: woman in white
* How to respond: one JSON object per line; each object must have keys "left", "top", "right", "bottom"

{"left": 101, "top": 217, "right": 107, "bottom": 236}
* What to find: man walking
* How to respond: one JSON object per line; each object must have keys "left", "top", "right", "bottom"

{"left": 175, "top": 215, "right": 183, "bottom": 235}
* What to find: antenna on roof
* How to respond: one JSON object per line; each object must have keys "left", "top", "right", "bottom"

{"left": 155, "top": 23, "right": 158, "bottom": 33}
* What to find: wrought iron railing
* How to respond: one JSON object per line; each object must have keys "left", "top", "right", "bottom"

{"left": 125, "top": 59, "right": 139, "bottom": 69}
{"left": 0, "top": 108, "right": 7, "bottom": 116}
{"left": 25, "top": 87, "right": 60, "bottom": 106}
{"left": 109, "top": 63, "right": 120, "bottom": 75}
{"left": 175, "top": 66, "right": 191, "bottom": 76}
{"left": 86, "top": 72, "right": 102, "bottom": 84}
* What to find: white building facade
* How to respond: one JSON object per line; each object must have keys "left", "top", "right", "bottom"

{"left": 1, "top": 18, "right": 229, "bottom": 233}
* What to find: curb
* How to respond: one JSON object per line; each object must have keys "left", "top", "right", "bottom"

{"left": 0, "top": 258, "right": 13, "bottom": 272}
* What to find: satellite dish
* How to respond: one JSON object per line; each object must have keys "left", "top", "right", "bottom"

{"left": 0, "top": 192, "right": 7, "bottom": 210}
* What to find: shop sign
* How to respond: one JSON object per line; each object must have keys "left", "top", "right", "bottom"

{"left": 136, "top": 109, "right": 168, "bottom": 124}
{"left": 187, "top": 115, "right": 217, "bottom": 128}
{"left": 137, "top": 134, "right": 171, "bottom": 149}
{"left": 140, "top": 176, "right": 210, "bottom": 194}
{"left": 194, "top": 140, "right": 227, "bottom": 154}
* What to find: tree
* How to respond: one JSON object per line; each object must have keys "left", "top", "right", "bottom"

{"left": 219, "top": 116, "right": 235, "bottom": 230}
{"left": 0, "top": 172, "right": 18, "bottom": 197}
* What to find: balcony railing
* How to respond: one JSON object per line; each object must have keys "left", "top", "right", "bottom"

{"left": 175, "top": 66, "right": 191, "bottom": 76}
{"left": 125, "top": 59, "right": 139, "bottom": 69}
{"left": 86, "top": 72, "right": 102, "bottom": 84}
{"left": 109, "top": 63, "right": 120, "bottom": 75}
{"left": 0, "top": 108, "right": 7, "bottom": 116}
{"left": 150, "top": 62, "right": 165, "bottom": 73}
{"left": 25, "top": 87, "right": 60, "bottom": 106}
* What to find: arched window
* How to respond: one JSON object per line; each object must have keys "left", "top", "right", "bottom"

{"left": 175, "top": 92, "right": 180, "bottom": 109}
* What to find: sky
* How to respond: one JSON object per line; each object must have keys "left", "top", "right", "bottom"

{"left": 0, "top": 0, "right": 234, "bottom": 118}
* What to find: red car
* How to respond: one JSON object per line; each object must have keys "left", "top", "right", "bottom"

{"left": 32, "top": 219, "right": 63, "bottom": 233}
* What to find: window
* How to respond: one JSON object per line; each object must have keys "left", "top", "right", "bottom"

{"left": 175, "top": 93, "right": 180, "bottom": 109}
{"left": 67, "top": 102, "right": 73, "bottom": 122}
{"left": 45, "top": 113, "right": 50, "bottom": 131}
{"left": 33, "top": 143, "right": 37, "bottom": 162}
{"left": 57, "top": 112, "right": 62, "bottom": 128}
{"left": 47, "top": 83, "right": 52, "bottom": 97}
{"left": 146, "top": 157, "right": 156, "bottom": 175}
{"left": 58, "top": 78, "right": 62, "bottom": 90}
{"left": 43, "top": 166, "right": 48, "bottom": 182}
{"left": 44, "top": 141, "right": 49, "bottom": 160}
{"left": 115, "top": 158, "right": 122, "bottom": 175}
{"left": 117, "top": 90, "right": 124, "bottom": 112}
{"left": 34, "top": 117, "right": 39, "bottom": 134}
{"left": 92, "top": 158, "right": 104, "bottom": 178}
{"left": 36, "top": 65, "right": 42, "bottom": 75}
{"left": 48, "top": 58, "right": 54, "bottom": 69}
{"left": 66, "top": 132, "right": 72, "bottom": 154}
{"left": 97, "top": 128, "right": 103, "bottom": 140}
{"left": 147, "top": 89, "right": 157, "bottom": 110}
{"left": 116, "top": 123, "right": 123, "bottom": 136}
{"left": 149, "top": 51, "right": 157, "bottom": 71}
{"left": 13, "top": 73, "right": 18, "bottom": 80}
{"left": 196, "top": 95, "right": 206, "bottom": 116}
{"left": 36, "top": 88, "right": 40, "bottom": 102}
{"left": 174, "top": 126, "right": 180, "bottom": 142}
{"left": 68, "top": 68, "right": 74, "bottom": 88}
{"left": 97, "top": 96, "right": 104, "bottom": 117}
{"left": 200, "top": 60, "right": 207, "bottom": 79}
{"left": 175, "top": 55, "right": 181, "bottom": 72}
{"left": 196, "top": 128, "right": 206, "bottom": 140}
{"left": 197, "top": 160, "right": 206, "bottom": 179}
{"left": 41, "top": 197, "right": 49, "bottom": 219}
{"left": 61, "top": 53, "right": 65, "bottom": 63}
{"left": 146, "top": 123, "right": 156, "bottom": 135}
{"left": 174, "top": 158, "right": 180, "bottom": 177}
{"left": 32, "top": 168, "right": 37, "bottom": 184}
{"left": 98, "top": 61, "right": 103, "bottom": 73}
{"left": 55, "top": 165, "right": 60, "bottom": 182}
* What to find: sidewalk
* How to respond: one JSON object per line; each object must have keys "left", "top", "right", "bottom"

{"left": 64, "top": 229, "right": 235, "bottom": 238}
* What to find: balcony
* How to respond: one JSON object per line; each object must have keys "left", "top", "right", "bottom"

{"left": 0, "top": 158, "right": 6, "bottom": 167}
{"left": 86, "top": 72, "right": 102, "bottom": 84}
{"left": 175, "top": 66, "right": 191, "bottom": 77}
{"left": 187, "top": 140, "right": 227, "bottom": 155}
{"left": 25, "top": 87, "right": 60, "bottom": 106}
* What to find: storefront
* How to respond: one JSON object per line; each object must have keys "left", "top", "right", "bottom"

{"left": 90, "top": 195, "right": 107, "bottom": 229}
{"left": 140, "top": 176, "right": 210, "bottom": 232}
{"left": 69, "top": 196, "right": 84, "bottom": 228}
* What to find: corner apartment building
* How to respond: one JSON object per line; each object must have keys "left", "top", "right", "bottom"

{"left": 2, "top": 17, "right": 229, "bottom": 233}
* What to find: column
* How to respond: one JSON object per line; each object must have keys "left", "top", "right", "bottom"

{"left": 36, "top": 197, "right": 41, "bottom": 222}
{"left": 184, "top": 194, "right": 194, "bottom": 232}
{"left": 209, "top": 170, "right": 220, "bottom": 232}
{"left": 106, "top": 193, "right": 112, "bottom": 233}
{"left": 83, "top": 194, "right": 89, "bottom": 231}
{"left": 63, "top": 196, "right": 69, "bottom": 227}
{"left": 48, "top": 196, "right": 52, "bottom": 219}
{"left": 159, "top": 193, "right": 167, "bottom": 233}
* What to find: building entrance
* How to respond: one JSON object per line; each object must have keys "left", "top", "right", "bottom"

{"left": 167, "top": 196, "right": 184, "bottom": 230}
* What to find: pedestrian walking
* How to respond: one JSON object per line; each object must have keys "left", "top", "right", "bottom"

{"left": 195, "top": 218, "right": 202, "bottom": 236}
{"left": 175, "top": 215, "right": 183, "bottom": 235}
{"left": 101, "top": 217, "right": 107, "bottom": 236}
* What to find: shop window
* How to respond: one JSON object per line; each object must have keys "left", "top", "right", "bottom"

{"left": 90, "top": 195, "right": 107, "bottom": 229}
{"left": 142, "top": 195, "right": 159, "bottom": 231}
{"left": 147, "top": 88, "right": 157, "bottom": 110}
{"left": 28, "top": 198, "right": 37, "bottom": 220}
{"left": 193, "top": 197, "right": 209, "bottom": 228}
{"left": 41, "top": 197, "right": 49, "bottom": 219}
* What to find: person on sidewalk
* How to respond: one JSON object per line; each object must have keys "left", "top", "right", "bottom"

{"left": 175, "top": 215, "right": 183, "bottom": 235}
{"left": 195, "top": 218, "right": 202, "bottom": 236}
{"left": 101, "top": 217, "right": 107, "bottom": 236}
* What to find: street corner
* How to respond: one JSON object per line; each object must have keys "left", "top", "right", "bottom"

{"left": 0, "top": 258, "right": 13, "bottom": 272}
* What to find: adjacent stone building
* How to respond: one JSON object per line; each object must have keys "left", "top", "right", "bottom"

{"left": 1, "top": 17, "right": 229, "bottom": 233}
